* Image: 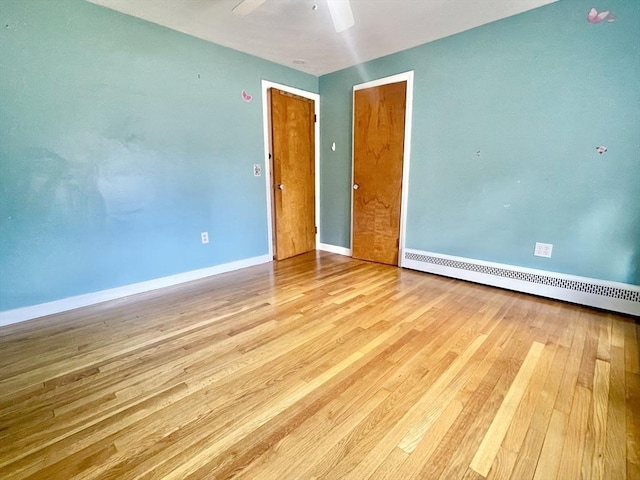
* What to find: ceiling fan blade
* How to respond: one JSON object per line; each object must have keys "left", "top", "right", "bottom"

{"left": 232, "top": 0, "right": 267, "bottom": 16}
{"left": 327, "top": 0, "right": 355, "bottom": 33}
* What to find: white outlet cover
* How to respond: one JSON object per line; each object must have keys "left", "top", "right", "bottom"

{"left": 534, "top": 242, "right": 553, "bottom": 258}
{"left": 201, "top": 232, "right": 209, "bottom": 244}
{"left": 253, "top": 164, "right": 262, "bottom": 176}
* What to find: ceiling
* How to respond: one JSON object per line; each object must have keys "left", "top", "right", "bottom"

{"left": 87, "top": 0, "right": 557, "bottom": 76}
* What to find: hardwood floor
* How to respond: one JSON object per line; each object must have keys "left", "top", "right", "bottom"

{"left": 0, "top": 252, "right": 638, "bottom": 479}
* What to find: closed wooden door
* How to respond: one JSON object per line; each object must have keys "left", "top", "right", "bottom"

{"left": 270, "top": 88, "right": 316, "bottom": 260}
{"left": 352, "top": 81, "right": 407, "bottom": 265}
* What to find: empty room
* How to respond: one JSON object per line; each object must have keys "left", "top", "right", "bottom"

{"left": 0, "top": 0, "right": 638, "bottom": 478}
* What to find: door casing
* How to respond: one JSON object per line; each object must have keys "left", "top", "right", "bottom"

{"left": 261, "top": 80, "right": 320, "bottom": 260}
{"left": 350, "top": 71, "right": 414, "bottom": 267}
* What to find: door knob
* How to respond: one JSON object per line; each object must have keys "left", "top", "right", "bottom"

{"left": 278, "top": 184, "right": 285, "bottom": 190}
{"left": 353, "top": 184, "right": 359, "bottom": 190}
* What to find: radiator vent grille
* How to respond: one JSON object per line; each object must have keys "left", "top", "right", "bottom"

{"left": 404, "top": 252, "right": 640, "bottom": 303}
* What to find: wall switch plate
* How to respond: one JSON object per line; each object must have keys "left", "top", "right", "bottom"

{"left": 534, "top": 242, "right": 552, "bottom": 258}
{"left": 201, "top": 232, "right": 209, "bottom": 244}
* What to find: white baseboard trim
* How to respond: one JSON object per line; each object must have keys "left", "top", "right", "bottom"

{"left": 318, "top": 243, "right": 352, "bottom": 257}
{"left": 0, "top": 254, "right": 272, "bottom": 327}
{"left": 402, "top": 248, "right": 640, "bottom": 316}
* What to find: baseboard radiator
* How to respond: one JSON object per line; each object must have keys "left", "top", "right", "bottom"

{"left": 402, "top": 249, "right": 640, "bottom": 316}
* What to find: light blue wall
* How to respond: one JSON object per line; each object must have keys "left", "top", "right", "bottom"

{"left": 319, "top": 0, "right": 640, "bottom": 285}
{"left": 2, "top": 0, "right": 638, "bottom": 313}
{"left": 0, "top": 0, "right": 317, "bottom": 311}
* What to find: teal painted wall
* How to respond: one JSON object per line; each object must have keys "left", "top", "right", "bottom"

{"left": 319, "top": 0, "right": 640, "bottom": 285}
{"left": 0, "top": 0, "right": 317, "bottom": 311}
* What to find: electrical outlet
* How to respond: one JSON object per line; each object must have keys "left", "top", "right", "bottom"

{"left": 201, "top": 232, "right": 209, "bottom": 244}
{"left": 253, "top": 164, "right": 261, "bottom": 176}
{"left": 534, "top": 242, "right": 553, "bottom": 258}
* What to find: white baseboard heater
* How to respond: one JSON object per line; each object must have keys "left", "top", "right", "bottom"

{"left": 402, "top": 249, "right": 640, "bottom": 317}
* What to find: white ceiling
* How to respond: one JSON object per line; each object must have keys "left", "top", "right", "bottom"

{"left": 87, "top": 0, "right": 557, "bottom": 76}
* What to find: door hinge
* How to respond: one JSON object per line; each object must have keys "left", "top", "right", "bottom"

{"left": 314, "top": 114, "right": 317, "bottom": 123}
{"left": 315, "top": 226, "right": 318, "bottom": 234}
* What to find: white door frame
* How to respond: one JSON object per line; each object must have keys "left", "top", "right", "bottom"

{"left": 350, "top": 71, "right": 414, "bottom": 267}
{"left": 261, "top": 80, "right": 320, "bottom": 259}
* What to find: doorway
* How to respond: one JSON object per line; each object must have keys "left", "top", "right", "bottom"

{"left": 351, "top": 72, "right": 414, "bottom": 266}
{"left": 262, "top": 81, "right": 320, "bottom": 261}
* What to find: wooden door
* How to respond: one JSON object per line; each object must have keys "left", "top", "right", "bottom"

{"left": 352, "top": 81, "right": 407, "bottom": 265}
{"left": 270, "top": 88, "right": 316, "bottom": 260}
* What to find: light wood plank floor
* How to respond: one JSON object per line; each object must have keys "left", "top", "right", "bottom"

{"left": 0, "top": 252, "right": 638, "bottom": 479}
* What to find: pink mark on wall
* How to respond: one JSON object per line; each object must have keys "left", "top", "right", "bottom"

{"left": 241, "top": 90, "right": 253, "bottom": 102}
{"left": 587, "top": 8, "right": 615, "bottom": 23}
